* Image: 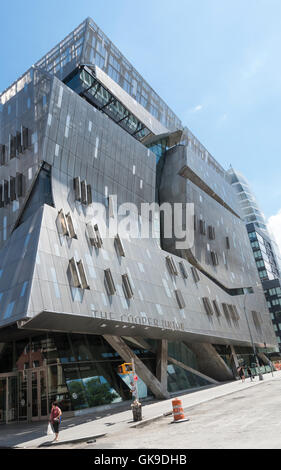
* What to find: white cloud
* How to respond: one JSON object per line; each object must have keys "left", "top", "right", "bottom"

{"left": 188, "top": 104, "right": 203, "bottom": 113}
{"left": 267, "top": 209, "right": 281, "bottom": 257}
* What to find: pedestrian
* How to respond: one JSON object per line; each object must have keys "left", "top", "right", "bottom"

{"left": 49, "top": 401, "right": 62, "bottom": 442}
{"left": 247, "top": 367, "right": 254, "bottom": 381}
{"left": 238, "top": 366, "right": 245, "bottom": 382}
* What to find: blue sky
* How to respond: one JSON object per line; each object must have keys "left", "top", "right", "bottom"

{"left": 0, "top": 0, "right": 280, "bottom": 223}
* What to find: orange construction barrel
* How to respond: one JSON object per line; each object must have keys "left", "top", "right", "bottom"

{"left": 172, "top": 398, "right": 189, "bottom": 423}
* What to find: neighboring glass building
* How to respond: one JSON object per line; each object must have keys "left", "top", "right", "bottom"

{"left": 0, "top": 18, "right": 277, "bottom": 423}
{"left": 229, "top": 168, "right": 281, "bottom": 352}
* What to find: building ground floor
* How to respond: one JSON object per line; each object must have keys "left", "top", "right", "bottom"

{"left": 0, "top": 331, "right": 274, "bottom": 424}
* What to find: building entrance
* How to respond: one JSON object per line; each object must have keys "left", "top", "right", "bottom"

{"left": 23, "top": 368, "right": 48, "bottom": 422}
{"left": 0, "top": 368, "right": 48, "bottom": 423}
{"left": 0, "top": 373, "right": 19, "bottom": 424}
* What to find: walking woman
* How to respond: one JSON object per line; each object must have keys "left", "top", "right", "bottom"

{"left": 238, "top": 366, "right": 245, "bottom": 382}
{"left": 49, "top": 401, "right": 62, "bottom": 442}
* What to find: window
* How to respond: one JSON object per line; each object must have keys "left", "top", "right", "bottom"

{"left": 252, "top": 310, "right": 262, "bottom": 332}
{"left": 122, "top": 273, "right": 134, "bottom": 299}
{"left": 226, "top": 236, "right": 230, "bottom": 249}
{"left": 81, "top": 180, "right": 88, "bottom": 205}
{"left": 115, "top": 234, "right": 125, "bottom": 257}
{"left": 87, "top": 184, "right": 92, "bottom": 205}
{"left": 228, "top": 304, "right": 239, "bottom": 321}
{"left": 73, "top": 177, "right": 81, "bottom": 201}
{"left": 199, "top": 219, "right": 206, "bottom": 235}
{"left": 191, "top": 266, "right": 200, "bottom": 283}
{"left": 212, "top": 299, "right": 221, "bottom": 316}
{"left": 193, "top": 215, "right": 197, "bottom": 231}
{"left": 175, "top": 289, "right": 185, "bottom": 309}
{"left": 94, "top": 224, "right": 103, "bottom": 248}
{"left": 211, "top": 251, "right": 219, "bottom": 266}
{"left": 208, "top": 225, "right": 215, "bottom": 240}
{"left": 166, "top": 256, "right": 178, "bottom": 276}
{"left": 77, "top": 260, "right": 90, "bottom": 289}
{"left": 86, "top": 223, "right": 103, "bottom": 248}
{"left": 0, "top": 144, "right": 6, "bottom": 165}
{"left": 179, "top": 261, "right": 188, "bottom": 279}
{"left": 69, "top": 258, "right": 81, "bottom": 288}
{"left": 222, "top": 303, "right": 231, "bottom": 324}
{"left": 66, "top": 213, "right": 77, "bottom": 239}
{"left": 105, "top": 268, "right": 116, "bottom": 295}
{"left": 202, "top": 297, "right": 214, "bottom": 316}
{"left": 58, "top": 209, "right": 69, "bottom": 236}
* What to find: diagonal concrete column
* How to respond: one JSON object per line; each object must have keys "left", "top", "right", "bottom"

{"left": 184, "top": 342, "right": 234, "bottom": 382}
{"left": 103, "top": 335, "right": 170, "bottom": 399}
{"left": 167, "top": 356, "right": 219, "bottom": 385}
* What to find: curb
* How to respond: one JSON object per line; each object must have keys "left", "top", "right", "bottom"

{"left": 14, "top": 433, "right": 107, "bottom": 449}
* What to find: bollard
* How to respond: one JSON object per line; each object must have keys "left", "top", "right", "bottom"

{"left": 131, "top": 399, "right": 142, "bottom": 422}
{"left": 171, "top": 398, "right": 189, "bottom": 423}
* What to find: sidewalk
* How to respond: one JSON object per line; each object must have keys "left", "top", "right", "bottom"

{"left": 0, "top": 370, "right": 279, "bottom": 449}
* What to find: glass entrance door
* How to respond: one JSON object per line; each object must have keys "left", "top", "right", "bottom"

{"left": 0, "top": 374, "right": 19, "bottom": 424}
{"left": 0, "top": 378, "right": 7, "bottom": 424}
{"left": 26, "top": 368, "right": 48, "bottom": 421}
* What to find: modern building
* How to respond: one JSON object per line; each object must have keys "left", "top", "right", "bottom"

{"left": 229, "top": 167, "right": 281, "bottom": 352}
{"left": 0, "top": 17, "right": 277, "bottom": 424}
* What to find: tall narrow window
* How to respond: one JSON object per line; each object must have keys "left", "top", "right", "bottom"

{"left": 16, "top": 173, "right": 24, "bottom": 198}
{"left": 86, "top": 222, "right": 97, "bottom": 246}
{"left": 9, "top": 134, "right": 16, "bottom": 159}
{"left": 193, "top": 214, "right": 197, "bottom": 231}
{"left": 208, "top": 225, "right": 215, "bottom": 240}
{"left": 94, "top": 224, "right": 103, "bottom": 248}
{"left": 16, "top": 131, "right": 22, "bottom": 156}
{"left": 115, "top": 234, "right": 125, "bottom": 257}
{"left": 105, "top": 268, "right": 116, "bottom": 295}
{"left": 73, "top": 177, "right": 81, "bottom": 201}
{"left": 166, "top": 256, "right": 178, "bottom": 276}
{"left": 211, "top": 251, "right": 219, "bottom": 266}
{"left": 226, "top": 236, "right": 230, "bottom": 249}
{"left": 69, "top": 258, "right": 81, "bottom": 288}
{"left": 122, "top": 273, "right": 134, "bottom": 299}
{"left": 191, "top": 266, "right": 200, "bottom": 283}
{"left": 4, "top": 180, "right": 9, "bottom": 204}
{"left": 175, "top": 289, "right": 185, "bottom": 309}
{"left": 212, "top": 299, "right": 221, "bottom": 317}
{"left": 77, "top": 260, "right": 90, "bottom": 289}
{"left": 87, "top": 184, "right": 92, "bottom": 205}
{"left": 222, "top": 303, "right": 231, "bottom": 324}
{"left": 58, "top": 209, "right": 69, "bottom": 236}
{"left": 10, "top": 177, "right": 16, "bottom": 202}
{"left": 21, "top": 126, "right": 29, "bottom": 151}
{"left": 202, "top": 297, "right": 214, "bottom": 316}
{"left": 0, "top": 184, "right": 3, "bottom": 208}
{"left": 66, "top": 212, "right": 77, "bottom": 239}
{"left": 81, "top": 180, "right": 88, "bottom": 205}
{"left": 229, "top": 304, "right": 239, "bottom": 321}
{"left": 179, "top": 261, "right": 188, "bottom": 279}
{"left": 199, "top": 219, "right": 206, "bottom": 235}
{"left": 0, "top": 145, "right": 6, "bottom": 165}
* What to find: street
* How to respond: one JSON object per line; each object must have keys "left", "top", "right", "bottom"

{"left": 67, "top": 377, "right": 281, "bottom": 449}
